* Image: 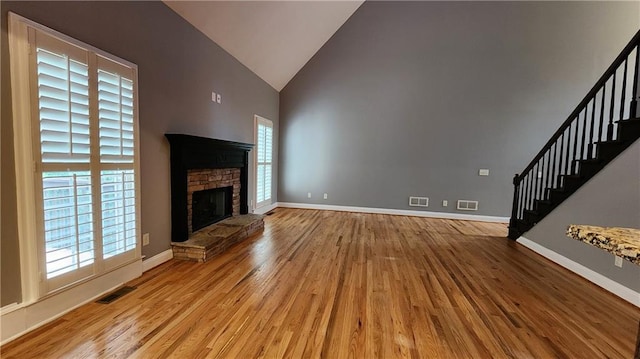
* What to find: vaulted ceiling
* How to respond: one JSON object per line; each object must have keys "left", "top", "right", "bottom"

{"left": 164, "top": 1, "right": 364, "bottom": 91}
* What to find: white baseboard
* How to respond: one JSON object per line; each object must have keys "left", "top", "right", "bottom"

{"left": 277, "top": 202, "right": 509, "bottom": 223}
{"left": 0, "top": 303, "right": 20, "bottom": 316}
{"left": 253, "top": 202, "right": 278, "bottom": 215}
{"left": 142, "top": 249, "right": 173, "bottom": 272}
{"left": 517, "top": 236, "right": 640, "bottom": 307}
{"left": 1, "top": 259, "right": 142, "bottom": 345}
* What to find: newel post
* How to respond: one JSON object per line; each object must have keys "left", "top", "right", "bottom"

{"left": 508, "top": 174, "right": 521, "bottom": 240}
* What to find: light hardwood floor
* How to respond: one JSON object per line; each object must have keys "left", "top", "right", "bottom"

{"left": 2, "top": 208, "right": 639, "bottom": 358}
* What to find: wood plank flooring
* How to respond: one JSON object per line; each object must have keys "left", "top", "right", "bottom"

{"left": 2, "top": 208, "right": 639, "bottom": 358}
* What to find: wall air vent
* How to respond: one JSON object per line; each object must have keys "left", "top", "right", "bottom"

{"left": 457, "top": 200, "right": 478, "bottom": 211}
{"left": 409, "top": 196, "right": 428, "bottom": 207}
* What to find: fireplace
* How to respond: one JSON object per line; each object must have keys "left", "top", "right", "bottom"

{"left": 192, "top": 186, "right": 232, "bottom": 232}
{"left": 165, "top": 134, "right": 253, "bottom": 242}
{"left": 186, "top": 168, "right": 240, "bottom": 235}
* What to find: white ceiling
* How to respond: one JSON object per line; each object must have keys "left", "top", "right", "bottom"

{"left": 164, "top": 1, "right": 364, "bottom": 91}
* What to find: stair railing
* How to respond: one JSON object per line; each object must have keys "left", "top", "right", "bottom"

{"left": 508, "top": 30, "right": 640, "bottom": 239}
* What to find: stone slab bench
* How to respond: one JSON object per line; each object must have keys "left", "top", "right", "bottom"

{"left": 171, "top": 214, "right": 264, "bottom": 262}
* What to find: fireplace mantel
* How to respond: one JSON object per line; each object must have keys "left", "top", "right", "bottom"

{"left": 165, "top": 134, "right": 253, "bottom": 242}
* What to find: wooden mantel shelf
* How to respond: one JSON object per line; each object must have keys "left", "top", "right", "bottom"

{"left": 567, "top": 225, "right": 640, "bottom": 265}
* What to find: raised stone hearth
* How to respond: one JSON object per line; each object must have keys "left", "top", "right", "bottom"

{"left": 171, "top": 214, "right": 264, "bottom": 262}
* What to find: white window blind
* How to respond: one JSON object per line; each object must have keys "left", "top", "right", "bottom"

{"left": 98, "top": 69, "right": 135, "bottom": 163}
{"left": 255, "top": 116, "right": 273, "bottom": 208}
{"left": 28, "top": 25, "right": 140, "bottom": 293}
{"left": 37, "top": 48, "right": 91, "bottom": 163}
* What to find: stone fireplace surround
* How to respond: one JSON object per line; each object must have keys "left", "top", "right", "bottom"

{"left": 187, "top": 168, "right": 240, "bottom": 234}
{"left": 165, "top": 134, "right": 253, "bottom": 242}
{"left": 166, "top": 134, "right": 264, "bottom": 262}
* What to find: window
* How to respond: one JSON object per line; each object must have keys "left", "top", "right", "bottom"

{"left": 254, "top": 116, "right": 273, "bottom": 209}
{"left": 9, "top": 14, "right": 141, "bottom": 295}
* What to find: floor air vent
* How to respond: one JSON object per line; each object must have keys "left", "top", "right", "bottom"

{"left": 409, "top": 196, "right": 428, "bottom": 207}
{"left": 457, "top": 200, "right": 478, "bottom": 211}
{"left": 96, "top": 286, "right": 136, "bottom": 304}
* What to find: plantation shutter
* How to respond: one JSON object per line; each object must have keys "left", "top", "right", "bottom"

{"left": 35, "top": 31, "right": 96, "bottom": 286}
{"left": 255, "top": 117, "right": 273, "bottom": 208}
{"left": 41, "top": 171, "right": 94, "bottom": 280}
{"left": 100, "top": 169, "right": 136, "bottom": 261}
{"left": 29, "top": 26, "right": 140, "bottom": 292}
{"left": 97, "top": 56, "right": 138, "bottom": 267}
{"left": 98, "top": 67, "right": 135, "bottom": 163}
{"left": 264, "top": 125, "right": 273, "bottom": 201}
{"left": 37, "top": 48, "right": 91, "bottom": 163}
{"left": 257, "top": 123, "right": 265, "bottom": 203}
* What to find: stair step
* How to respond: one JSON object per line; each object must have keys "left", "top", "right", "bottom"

{"left": 533, "top": 199, "right": 553, "bottom": 216}
{"left": 616, "top": 118, "right": 640, "bottom": 142}
{"left": 596, "top": 140, "right": 629, "bottom": 160}
{"left": 547, "top": 188, "right": 572, "bottom": 204}
{"left": 560, "top": 174, "right": 583, "bottom": 191}
{"left": 508, "top": 118, "right": 640, "bottom": 240}
{"left": 523, "top": 209, "right": 540, "bottom": 225}
{"left": 536, "top": 199, "right": 552, "bottom": 206}
{"left": 576, "top": 159, "right": 604, "bottom": 178}
{"left": 508, "top": 218, "right": 529, "bottom": 239}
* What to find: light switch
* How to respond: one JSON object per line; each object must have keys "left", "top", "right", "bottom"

{"left": 479, "top": 169, "right": 490, "bottom": 176}
{"left": 211, "top": 92, "right": 216, "bottom": 102}
{"left": 142, "top": 233, "right": 150, "bottom": 246}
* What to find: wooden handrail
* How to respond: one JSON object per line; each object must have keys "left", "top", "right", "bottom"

{"left": 516, "top": 30, "right": 640, "bottom": 182}
{"left": 509, "top": 29, "right": 640, "bottom": 239}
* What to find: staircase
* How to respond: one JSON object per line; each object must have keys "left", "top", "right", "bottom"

{"left": 508, "top": 30, "right": 640, "bottom": 240}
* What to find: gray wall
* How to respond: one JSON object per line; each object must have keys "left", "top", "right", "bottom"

{"left": 279, "top": 1, "right": 639, "bottom": 216}
{"left": 524, "top": 140, "right": 640, "bottom": 291}
{"left": 1, "top": 1, "right": 279, "bottom": 306}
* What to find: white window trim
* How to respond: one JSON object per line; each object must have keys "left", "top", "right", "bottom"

{"left": 8, "top": 12, "right": 142, "bottom": 302}
{"left": 254, "top": 115, "right": 273, "bottom": 210}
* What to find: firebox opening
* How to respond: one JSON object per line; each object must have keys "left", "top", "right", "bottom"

{"left": 192, "top": 186, "right": 233, "bottom": 232}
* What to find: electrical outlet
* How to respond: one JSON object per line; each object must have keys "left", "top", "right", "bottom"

{"left": 323, "top": 193, "right": 328, "bottom": 199}
{"left": 537, "top": 171, "right": 543, "bottom": 178}
{"left": 307, "top": 192, "right": 311, "bottom": 198}
{"left": 216, "top": 94, "right": 221, "bottom": 103}
{"left": 478, "top": 169, "right": 490, "bottom": 176}
{"left": 442, "top": 200, "right": 448, "bottom": 207}
{"left": 142, "top": 233, "right": 150, "bottom": 246}
{"left": 614, "top": 256, "right": 623, "bottom": 267}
